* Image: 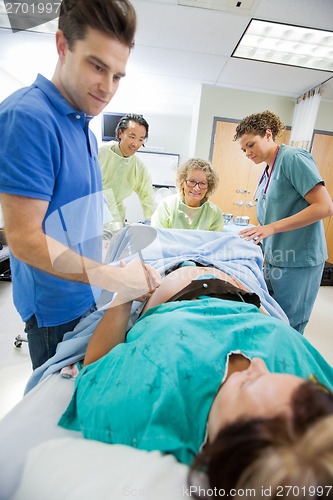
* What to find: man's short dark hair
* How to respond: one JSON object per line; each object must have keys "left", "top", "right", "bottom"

{"left": 59, "top": 0, "right": 136, "bottom": 50}
{"left": 115, "top": 114, "right": 149, "bottom": 140}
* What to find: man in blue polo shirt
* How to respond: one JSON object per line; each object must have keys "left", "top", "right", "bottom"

{"left": 0, "top": 0, "right": 160, "bottom": 370}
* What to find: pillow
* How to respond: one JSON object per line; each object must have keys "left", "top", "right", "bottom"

{"left": 13, "top": 438, "right": 191, "bottom": 500}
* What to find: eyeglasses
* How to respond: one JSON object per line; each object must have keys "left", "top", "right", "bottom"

{"left": 185, "top": 179, "right": 208, "bottom": 189}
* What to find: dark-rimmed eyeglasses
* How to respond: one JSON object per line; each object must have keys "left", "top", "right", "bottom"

{"left": 185, "top": 179, "right": 208, "bottom": 189}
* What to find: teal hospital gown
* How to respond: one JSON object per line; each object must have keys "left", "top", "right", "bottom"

{"left": 59, "top": 298, "right": 333, "bottom": 466}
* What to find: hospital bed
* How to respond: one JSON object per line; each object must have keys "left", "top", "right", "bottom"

{"left": 0, "top": 225, "right": 288, "bottom": 500}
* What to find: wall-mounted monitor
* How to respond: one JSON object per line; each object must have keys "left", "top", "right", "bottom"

{"left": 101, "top": 112, "right": 126, "bottom": 142}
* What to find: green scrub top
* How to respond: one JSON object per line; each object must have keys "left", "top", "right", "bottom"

{"left": 151, "top": 193, "right": 224, "bottom": 231}
{"left": 256, "top": 145, "right": 327, "bottom": 267}
{"left": 98, "top": 141, "right": 155, "bottom": 223}
{"left": 59, "top": 298, "right": 333, "bottom": 466}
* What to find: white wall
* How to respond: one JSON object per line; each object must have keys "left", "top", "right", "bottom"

{"left": 194, "top": 85, "right": 295, "bottom": 160}
{"left": 0, "top": 31, "right": 56, "bottom": 103}
{"left": 91, "top": 111, "right": 192, "bottom": 162}
{"left": 0, "top": 65, "right": 193, "bottom": 165}
{"left": 315, "top": 100, "right": 333, "bottom": 133}
{"left": 193, "top": 84, "right": 333, "bottom": 160}
{"left": 188, "top": 87, "right": 202, "bottom": 158}
{"left": 1, "top": 29, "right": 332, "bottom": 166}
{"left": 0, "top": 29, "right": 193, "bottom": 164}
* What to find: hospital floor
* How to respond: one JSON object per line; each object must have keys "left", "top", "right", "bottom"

{"left": 0, "top": 281, "right": 333, "bottom": 420}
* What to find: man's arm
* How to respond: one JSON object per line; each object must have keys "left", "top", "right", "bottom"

{"left": 0, "top": 193, "right": 161, "bottom": 299}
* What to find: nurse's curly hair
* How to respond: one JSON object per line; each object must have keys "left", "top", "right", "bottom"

{"left": 189, "top": 379, "right": 333, "bottom": 499}
{"left": 233, "top": 110, "right": 285, "bottom": 141}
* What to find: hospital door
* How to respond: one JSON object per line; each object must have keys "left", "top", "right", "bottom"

{"left": 311, "top": 131, "right": 333, "bottom": 263}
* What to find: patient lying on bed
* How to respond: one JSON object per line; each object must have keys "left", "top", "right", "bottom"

{"left": 59, "top": 264, "right": 333, "bottom": 495}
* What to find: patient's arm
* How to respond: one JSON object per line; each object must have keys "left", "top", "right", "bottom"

{"left": 84, "top": 255, "right": 157, "bottom": 366}
{"left": 84, "top": 297, "right": 133, "bottom": 366}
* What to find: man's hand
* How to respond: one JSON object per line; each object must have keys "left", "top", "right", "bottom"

{"left": 113, "top": 259, "right": 161, "bottom": 305}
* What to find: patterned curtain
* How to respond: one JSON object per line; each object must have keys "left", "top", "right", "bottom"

{"left": 289, "top": 86, "right": 322, "bottom": 151}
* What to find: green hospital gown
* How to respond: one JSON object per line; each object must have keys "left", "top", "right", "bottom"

{"left": 151, "top": 193, "right": 224, "bottom": 231}
{"left": 59, "top": 298, "right": 333, "bottom": 465}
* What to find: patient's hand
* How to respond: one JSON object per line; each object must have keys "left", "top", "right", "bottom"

{"left": 115, "top": 259, "right": 161, "bottom": 304}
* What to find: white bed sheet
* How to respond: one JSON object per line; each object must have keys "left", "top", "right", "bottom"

{"left": 0, "top": 226, "right": 287, "bottom": 498}
{"left": 0, "top": 374, "right": 79, "bottom": 499}
{"left": 0, "top": 374, "right": 190, "bottom": 500}
{"left": 13, "top": 438, "right": 190, "bottom": 500}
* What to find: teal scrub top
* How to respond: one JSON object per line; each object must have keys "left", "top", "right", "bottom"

{"left": 256, "top": 144, "right": 327, "bottom": 267}
{"left": 59, "top": 298, "right": 333, "bottom": 466}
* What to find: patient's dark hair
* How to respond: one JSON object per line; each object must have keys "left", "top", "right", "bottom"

{"left": 189, "top": 380, "right": 333, "bottom": 499}
{"left": 58, "top": 0, "right": 136, "bottom": 50}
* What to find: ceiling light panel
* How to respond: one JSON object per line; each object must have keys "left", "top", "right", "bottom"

{"left": 232, "top": 19, "right": 333, "bottom": 72}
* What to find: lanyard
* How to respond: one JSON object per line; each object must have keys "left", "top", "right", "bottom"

{"left": 253, "top": 146, "right": 280, "bottom": 201}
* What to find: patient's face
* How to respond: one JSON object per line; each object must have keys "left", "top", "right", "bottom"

{"left": 207, "top": 358, "right": 303, "bottom": 442}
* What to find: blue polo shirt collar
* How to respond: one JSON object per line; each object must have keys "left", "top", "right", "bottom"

{"left": 33, "top": 73, "right": 92, "bottom": 126}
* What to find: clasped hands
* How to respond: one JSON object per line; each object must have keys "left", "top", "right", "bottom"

{"left": 113, "top": 258, "right": 161, "bottom": 306}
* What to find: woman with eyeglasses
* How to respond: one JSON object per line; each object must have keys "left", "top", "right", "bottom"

{"left": 151, "top": 158, "right": 224, "bottom": 231}
{"left": 234, "top": 110, "right": 333, "bottom": 334}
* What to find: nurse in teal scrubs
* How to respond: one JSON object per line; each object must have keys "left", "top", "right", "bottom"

{"left": 234, "top": 110, "right": 333, "bottom": 333}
